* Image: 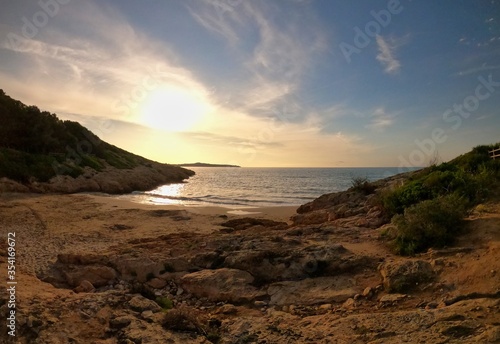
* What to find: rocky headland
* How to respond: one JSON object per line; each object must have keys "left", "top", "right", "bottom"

{"left": 0, "top": 170, "right": 498, "bottom": 343}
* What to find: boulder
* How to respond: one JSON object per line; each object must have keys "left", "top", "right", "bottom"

{"left": 73, "top": 280, "right": 95, "bottom": 293}
{"left": 64, "top": 265, "right": 117, "bottom": 287}
{"left": 380, "top": 260, "right": 435, "bottom": 293}
{"left": 180, "top": 268, "right": 263, "bottom": 303}
{"left": 267, "top": 276, "right": 359, "bottom": 306}
{"left": 128, "top": 295, "right": 161, "bottom": 313}
{"left": 112, "top": 257, "right": 164, "bottom": 282}
{"left": 379, "top": 293, "right": 408, "bottom": 304}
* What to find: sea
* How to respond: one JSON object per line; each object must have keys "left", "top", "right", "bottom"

{"left": 117, "top": 167, "right": 412, "bottom": 208}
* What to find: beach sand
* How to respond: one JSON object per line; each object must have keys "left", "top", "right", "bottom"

{"left": 0, "top": 193, "right": 297, "bottom": 277}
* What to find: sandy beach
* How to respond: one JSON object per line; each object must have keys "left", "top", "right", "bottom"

{"left": 0, "top": 193, "right": 296, "bottom": 277}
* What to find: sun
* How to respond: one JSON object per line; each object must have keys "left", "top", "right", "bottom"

{"left": 138, "top": 86, "right": 209, "bottom": 132}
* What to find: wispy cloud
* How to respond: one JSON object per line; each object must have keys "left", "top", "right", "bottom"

{"left": 367, "top": 107, "right": 396, "bottom": 131}
{"left": 187, "top": 1, "right": 327, "bottom": 121}
{"left": 0, "top": 1, "right": 210, "bottom": 125}
{"left": 375, "top": 35, "right": 401, "bottom": 74}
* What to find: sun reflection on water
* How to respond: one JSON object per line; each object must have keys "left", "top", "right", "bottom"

{"left": 144, "top": 183, "right": 185, "bottom": 204}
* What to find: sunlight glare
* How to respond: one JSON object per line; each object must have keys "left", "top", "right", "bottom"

{"left": 139, "top": 86, "right": 209, "bottom": 132}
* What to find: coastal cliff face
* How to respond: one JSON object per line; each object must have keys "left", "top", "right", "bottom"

{"left": 0, "top": 162, "right": 194, "bottom": 194}
{"left": 1, "top": 171, "right": 499, "bottom": 343}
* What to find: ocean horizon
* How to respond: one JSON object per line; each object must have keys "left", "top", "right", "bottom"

{"left": 117, "top": 166, "right": 420, "bottom": 208}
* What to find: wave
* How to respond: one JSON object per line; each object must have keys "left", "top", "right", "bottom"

{"left": 137, "top": 191, "right": 309, "bottom": 207}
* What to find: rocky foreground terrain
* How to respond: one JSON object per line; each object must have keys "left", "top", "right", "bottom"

{"left": 0, "top": 175, "right": 499, "bottom": 343}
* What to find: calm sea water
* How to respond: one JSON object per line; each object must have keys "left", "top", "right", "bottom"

{"left": 118, "top": 167, "right": 407, "bottom": 207}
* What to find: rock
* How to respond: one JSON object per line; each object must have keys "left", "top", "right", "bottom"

{"left": 379, "top": 260, "right": 434, "bottom": 293}
{"left": 162, "top": 258, "right": 192, "bottom": 272}
{"left": 112, "top": 257, "right": 164, "bottom": 282}
{"left": 109, "top": 315, "right": 134, "bottom": 329}
{"left": 267, "top": 276, "right": 359, "bottom": 306}
{"left": 425, "top": 302, "right": 438, "bottom": 309}
{"left": 180, "top": 268, "right": 264, "bottom": 303}
{"left": 57, "top": 253, "right": 109, "bottom": 265}
{"left": 223, "top": 243, "right": 369, "bottom": 284}
{"left": 478, "top": 326, "right": 500, "bottom": 342}
{"left": 216, "top": 304, "right": 238, "bottom": 315}
{"left": 64, "top": 265, "right": 117, "bottom": 288}
{"left": 342, "top": 298, "right": 356, "bottom": 310}
{"left": 220, "top": 217, "right": 288, "bottom": 231}
{"left": 141, "top": 310, "right": 154, "bottom": 321}
{"left": 147, "top": 278, "right": 167, "bottom": 289}
{"left": 254, "top": 301, "right": 267, "bottom": 307}
{"left": 73, "top": 280, "right": 95, "bottom": 293}
{"left": 0, "top": 177, "right": 31, "bottom": 192}
{"left": 318, "top": 304, "right": 332, "bottom": 310}
{"left": 362, "top": 287, "right": 373, "bottom": 298}
{"left": 128, "top": 295, "right": 161, "bottom": 313}
{"left": 290, "top": 210, "right": 329, "bottom": 225}
{"left": 40, "top": 163, "right": 194, "bottom": 194}
{"left": 379, "top": 294, "right": 408, "bottom": 304}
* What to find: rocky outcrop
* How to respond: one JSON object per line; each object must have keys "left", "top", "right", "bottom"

{"left": 4, "top": 162, "right": 194, "bottom": 194}
{"left": 267, "top": 276, "right": 359, "bottom": 306}
{"left": 379, "top": 260, "right": 435, "bottom": 293}
{"left": 292, "top": 173, "right": 413, "bottom": 228}
{"left": 220, "top": 217, "right": 288, "bottom": 232}
{"left": 292, "top": 189, "right": 387, "bottom": 228}
{"left": 64, "top": 265, "right": 118, "bottom": 288}
{"left": 180, "top": 268, "right": 264, "bottom": 303}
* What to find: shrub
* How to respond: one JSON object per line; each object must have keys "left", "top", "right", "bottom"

{"left": 155, "top": 296, "right": 173, "bottom": 310}
{"left": 381, "top": 181, "right": 431, "bottom": 215}
{"left": 163, "top": 306, "right": 208, "bottom": 334}
{"left": 349, "top": 176, "right": 376, "bottom": 195}
{"left": 162, "top": 305, "right": 221, "bottom": 342}
{"left": 390, "top": 194, "right": 467, "bottom": 255}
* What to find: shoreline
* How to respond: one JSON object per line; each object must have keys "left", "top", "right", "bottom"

{"left": 87, "top": 194, "right": 298, "bottom": 223}
{"left": 0, "top": 192, "right": 298, "bottom": 223}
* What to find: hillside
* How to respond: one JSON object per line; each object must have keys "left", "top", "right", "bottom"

{"left": 0, "top": 90, "right": 194, "bottom": 193}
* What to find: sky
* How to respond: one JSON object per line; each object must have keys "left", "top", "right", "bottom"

{"left": 0, "top": 0, "right": 499, "bottom": 168}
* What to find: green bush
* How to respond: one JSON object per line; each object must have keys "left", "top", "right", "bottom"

{"left": 381, "top": 181, "right": 431, "bottom": 215}
{"left": 349, "top": 176, "right": 376, "bottom": 195}
{"left": 390, "top": 194, "right": 467, "bottom": 255}
{"left": 155, "top": 296, "right": 173, "bottom": 310}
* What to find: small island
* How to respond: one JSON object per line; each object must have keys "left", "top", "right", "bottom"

{"left": 177, "top": 162, "right": 241, "bottom": 168}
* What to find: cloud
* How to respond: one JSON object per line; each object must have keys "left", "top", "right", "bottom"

{"left": 187, "top": 1, "right": 327, "bottom": 122}
{"left": 375, "top": 35, "right": 401, "bottom": 74}
{"left": 0, "top": 1, "right": 211, "bottom": 125}
{"left": 367, "top": 107, "right": 395, "bottom": 131}
{"left": 0, "top": 1, "right": 381, "bottom": 167}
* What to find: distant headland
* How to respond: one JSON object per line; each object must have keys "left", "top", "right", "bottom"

{"left": 177, "top": 162, "right": 241, "bottom": 168}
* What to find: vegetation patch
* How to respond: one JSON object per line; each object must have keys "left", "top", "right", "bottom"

{"left": 349, "top": 176, "right": 376, "bottom": 195}
{"left": 380, "top": 143, "right": 500, "bottom": 255}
